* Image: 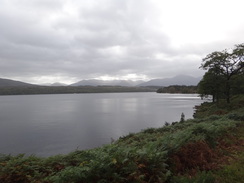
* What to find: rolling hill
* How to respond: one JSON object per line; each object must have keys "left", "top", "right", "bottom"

{"left": 138, "top": 75, "right": 201, "bottom": 86}
{"left": 0, "top": 78, "right": 35, "bottom": 87}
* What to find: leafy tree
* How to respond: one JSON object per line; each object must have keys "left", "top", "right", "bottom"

{"left": 198, "top": 70, "right": 225, "bottom": 102}
{"left": 231, "top": 73, "right": 244, "bottom": 95}
{"left": 199, "top": 43, "right": 244, "bottom": 103}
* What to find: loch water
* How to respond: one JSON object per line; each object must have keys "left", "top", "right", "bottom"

{"left": 0, "top": 92, "right": 203, "bottom": 157}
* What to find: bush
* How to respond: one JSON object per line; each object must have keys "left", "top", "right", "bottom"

{"left": 0, "top": 154, "right": 43, "bottom": 183}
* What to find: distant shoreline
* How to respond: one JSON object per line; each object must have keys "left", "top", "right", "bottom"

{"left": 0, "top": 85, "right": 158, "bottom": 95}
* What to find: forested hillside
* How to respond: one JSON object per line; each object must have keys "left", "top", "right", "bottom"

{"left": 157, "top": 85, "right": 197, "bottom": 94}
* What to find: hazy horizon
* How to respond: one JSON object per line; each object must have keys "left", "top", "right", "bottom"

{"left": 1, "top": 74, "right": 203, "bottom": 85}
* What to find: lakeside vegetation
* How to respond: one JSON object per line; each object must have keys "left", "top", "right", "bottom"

{"left": 156, "top": 85, "right": 197, "bottom": 94}
{"left": 198, "top": 43, "right": 244, "bottom": 103}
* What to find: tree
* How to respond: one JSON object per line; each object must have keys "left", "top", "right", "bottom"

{"left": 200, "top": 43, "right": 244, "bottom": 103}
{"left": 180, "top": 113, "right": 185, "bottom": 123}
{"left": 231, "top": 72, "right": 244, "bottom": 95}
{"left": 198, "top": 70, "right": 225, "bottom": 102}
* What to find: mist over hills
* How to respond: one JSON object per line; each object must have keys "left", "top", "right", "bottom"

{"left": 71, "top": 75, "right": 201, "bottom": 87}
{"left": 41, "top": 82, "right": 68, "bottom": 86}
{"left": 0, "top": 75, "right": 202, "bottom": 87}
{"left": 138, "top": 75, "right": 201, "bottom": 86}
{"left": 70, "top": 79, "right": 144, "bottom": 87}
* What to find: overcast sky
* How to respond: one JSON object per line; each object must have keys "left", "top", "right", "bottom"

{"left": 0, "top": 0, "right": 243, "bottom": 84}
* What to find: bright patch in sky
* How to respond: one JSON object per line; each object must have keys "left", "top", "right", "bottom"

{"left": 96, "top": 74, "right": 149, "bottom": 81}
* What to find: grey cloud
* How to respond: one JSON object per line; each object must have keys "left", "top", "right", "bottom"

{"left": 0, "top": 0, "right": 243, "bottom": 84}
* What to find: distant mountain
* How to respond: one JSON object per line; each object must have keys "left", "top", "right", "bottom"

{"left": 70, "top": 79, "right": 145, "bottom": 86}
{"left": 0, "top": 78, "right": 35, "bottom": 87}
{"left": 0, "top": 75, "right": 201, "bottom": 88}
{"left": 138, "top": 75, "right": 202, "bottom": 86}
{"left": 70, "top": 75, "right": 202, "bottom": 87}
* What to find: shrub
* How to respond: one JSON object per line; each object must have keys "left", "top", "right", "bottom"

{"left": 0, "top": 154, "right": 43, "bottom": 183}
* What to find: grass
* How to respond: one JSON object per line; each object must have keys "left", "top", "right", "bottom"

{"left": 0, "top": 95, "right": 243, "bottom": 183}
{"left": 213, "top": 124, "right": 244, "bottom": 183}
{"left": 214, "top": 154, "right": 244, "bottom": 183}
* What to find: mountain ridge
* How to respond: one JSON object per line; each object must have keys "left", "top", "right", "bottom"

{"left": 138, "top": 75, "right": 201, "bottom": 86}
{"left": 0, "top": 75, "right": 202, "bottom": 87}
{"left": 0, "top": 78, "right": 36, "bottom": 87}
{"left": 71, "top": 75, "right": 201, "bottom": 87}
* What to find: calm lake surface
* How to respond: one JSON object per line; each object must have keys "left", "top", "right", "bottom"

{"left": 0, "top": 92, "right": 203, "bottom": 157}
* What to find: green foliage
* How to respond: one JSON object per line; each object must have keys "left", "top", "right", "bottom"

{"left": 157, "top": 85, "right": 197, "bottom": 94}
{"left": 44, "top": 145, "right": 170, "bottom": 183}
{"left": 231, "top": 73, "right": 244, "bottom": 95}
{"left": 199, "top": 43, "right": 244, "bottom": 103}
{"left": 171, "top": 171, "right": 215, "bottom": 183}
{"left": 227, "top": 112, "right": 244, "bottom": 121}
{"left": 197, "top": 71, "right": 226, "bottom": 102}
{"left": 180, "top": 113, "right": 185, "bottom": 123}
{"left": 194, "top": 94, "right": 244, "bottom": 118}
{"left": 214, "top": 153, "right": 244, "bottom": 183}
{"left": 0, "top": 154, "right": 44, "bottom": 183}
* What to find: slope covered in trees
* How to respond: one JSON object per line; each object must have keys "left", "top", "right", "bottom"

{"left": 157, "top": 85, "right": 197, "bottom": 94}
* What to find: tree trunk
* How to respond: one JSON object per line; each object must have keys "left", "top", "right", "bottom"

{"left": 226, "top": 79, "right": 231, "bottom": 103}
{"left": 212, "top": 94, "right": 216, "bottom": 103}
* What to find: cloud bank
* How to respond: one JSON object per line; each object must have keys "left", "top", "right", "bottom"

{"left": 0, "top": 0, "right": 243, "bottom": 84}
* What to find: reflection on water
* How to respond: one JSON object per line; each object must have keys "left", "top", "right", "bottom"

{"left": 0, "top": 93, "right": 203, "bottom": 156}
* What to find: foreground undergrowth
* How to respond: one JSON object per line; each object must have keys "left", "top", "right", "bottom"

{"left": 1, "top": 96, "right": 244, "bottom": 183}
